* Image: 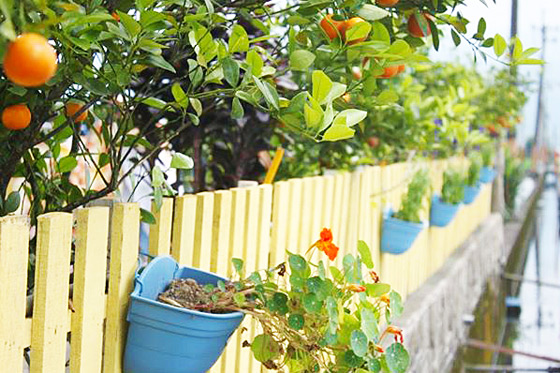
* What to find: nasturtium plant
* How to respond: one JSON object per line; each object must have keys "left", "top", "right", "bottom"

{"left": 159, "top": 230, "right": 409, "bottom": 372}
{"left": 441, "top": 169, "right": 465, "bottom": 205}
{"left": 466, "top": 153, "right": 482, "bottom": 187}
{"left": 394, "top": 169, "right": 430, "bottom": 223}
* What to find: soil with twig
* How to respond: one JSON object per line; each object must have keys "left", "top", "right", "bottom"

{"left": 158, "top": 278, "right": 238, "bottom": 314}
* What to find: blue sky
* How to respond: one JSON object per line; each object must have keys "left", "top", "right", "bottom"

{"left": 432, "top": 0, "right": 556, "bottom": 150}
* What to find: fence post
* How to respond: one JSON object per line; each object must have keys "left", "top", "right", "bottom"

{"left": 103, "top": 203, "right": 140, "bottom": 373}
{"left": 148, "top": 197, "right": 174, "bottom": 257}
{"left": 30, "top": 212, "right": 73, "bottom": 373}
{"left": 70, "top": 207, "right": 110, "bottom": 373}
{"left": 0, "top": 216, "right": 29, "bottom": 371}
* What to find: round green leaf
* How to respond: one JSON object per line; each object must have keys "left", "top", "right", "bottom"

{"left": 385, "top": 343, "right": 410, "bottom": 373}
{"left": 288, "top": 314, "right": 305, "bottom": 330}
{"left": 350, "top": 330, "right": 368, "bottom": 357}
{"left": 302, "top": 293, "right": 323, "bottom": 313}
{"left": 289, "top": 254, "right": 308, "bottom": 272}
{"left": 251, "top": 334, "right": 280, "bottom": 363}
{"left": 343, "top": 350, "right": 363, "bottom": 368}
{"left": 365, "top": 283, "right": 391, "bottom": 298}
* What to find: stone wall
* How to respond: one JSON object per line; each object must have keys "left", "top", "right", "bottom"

{"left": 393, "top": 214, "right": 505, "bottom": 372}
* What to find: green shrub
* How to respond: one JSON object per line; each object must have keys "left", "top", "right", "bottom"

{"left": 394, "top": 169, "right": 430, "bottom": 223}
{"left": 441, "top": 169, "right": 465, "bottom": 205}
{"left": 466, "top": 153, "right": 483, "bottom": 186}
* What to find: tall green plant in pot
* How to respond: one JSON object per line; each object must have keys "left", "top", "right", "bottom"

{"left": 431, "top": 169, "right": 464, "bottom": 227}
{"left": 464, "top": 154, "right": 483, "bottom": 204}
{"left": 480, "top": 144, "right": 496, "bottom": 183}
{"left": 381, "top": 169, "right": 429, "bottom": 254}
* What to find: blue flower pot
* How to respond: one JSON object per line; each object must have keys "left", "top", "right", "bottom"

{"left": 463, "top": 184, "right": 481, "bottom": 205}
{"left": 124, "top": 256, "right": 244, "bottom": 373}
{"left": 479, "top": 167, "right": 496, "bottom": 183}
{"left": 430, "top": 195, "right": 460, "bottom": 227}
{"left": 381, "top": 216, "right": 424, "bottom": 255}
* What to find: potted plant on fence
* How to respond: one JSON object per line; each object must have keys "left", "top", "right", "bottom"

{"left": 124, "top": 230, "right": 410, "bottom": 373}
{"left": 430, "top": 169, "right": 464, "bottom": 227}
{"left": 463, "top": 153, "right": 483, "bottom": 204}
{"left": 381, "top": 169, "right": 429, "bottom": 254}
{"left": 480, "top": 144, "right": 496, "bottom": 183}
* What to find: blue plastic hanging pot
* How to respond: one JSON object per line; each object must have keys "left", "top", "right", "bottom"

{"left": 124, "top": 256, "right": 244, "bottom": 373}
{"left": 479, "top": 167, "right": 496, "bottom": 183}
{"left": 381, "top": 216, "right": 424, "bottom": 255}
{"left": 463, "top": 184, "right": 481, "bottom": 204}
{"left": 430, "top": 195, "right": 460, "bottom": 227}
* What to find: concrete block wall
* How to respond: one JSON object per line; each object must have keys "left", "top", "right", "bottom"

{"left": 393, "top": 214, "right": 505, "bottom": 372}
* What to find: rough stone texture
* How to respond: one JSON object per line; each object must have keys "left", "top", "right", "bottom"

{"left": 393, "top": 214, "right": 505, "bottom": 373}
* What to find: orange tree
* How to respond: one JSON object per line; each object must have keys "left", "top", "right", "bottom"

{"left": 0, "top": 0, "right": 540, "bottom": 221}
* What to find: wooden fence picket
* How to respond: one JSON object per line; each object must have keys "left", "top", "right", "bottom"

{"left": 30, "top": 212, "right": 73, "bottom": 373}
{"left": 103, "top": 203, "right": 140, "bottom": 373}
{"left": 171, "top": 195, "right": 197, "bottom": 266}
{"left": 193, "top": 192, "right": 215, "bottom": 270}
{"left": 70, "top": 207, "right": 110, "bottom": 373}
{"left": 0, "top": 216, "right": 29, "bottom": 372}
{"left": 269, "top": 181, "right": 290, "bottom": 267}
{"left": 148, "top": 197, "right": 174, "bottom": 257}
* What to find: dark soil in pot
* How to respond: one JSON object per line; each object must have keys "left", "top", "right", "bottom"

{"left": 158, "top": 278, "right": 238, "bottom": 314}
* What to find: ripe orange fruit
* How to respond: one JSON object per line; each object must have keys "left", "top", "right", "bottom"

{"left": 351, "top": 66, "right": 362, "bottom": 80}
{"left": 3, "top": 33, "right": 58, "bottom": 87}
{"left": 486, "top": 124, "right": 499, "bottom": 135}
{"left": 342, "top": 93, "right": 351, "bottom": 103}
{"left": 111, "top": 12, "right": 120, "bottom": 22}
{"left": 320, "top": 15, "right": 345, "bottom": 41}
{"left": 65, "top": 102, "right": 88, "bottom": 122}
{"left": 378, "top": 65, "right": 400, "bottom": 78}
{"left": 2, "top": 104, "right": 31, "bottom": 130}
{"left": 377, "top": 0, "right": 399, "bottom": 6}
{"left": 407, "top": 13, "right": 432, "bottom": 38}
{"left": 397, "top": 64, "right": 405, "bottom": 73}
{"left": 345, "top": 17, "right": 369, "bottom": 45}
{"left": 367, "top": 137, "right": 380, "bottom": 147}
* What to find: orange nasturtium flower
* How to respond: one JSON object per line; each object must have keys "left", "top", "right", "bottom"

{"left": 386, "top": 325, "right": 404, "bottom": 343}
{"left": 309, "top": 228, "right": 339, "bottom": 261}
{"left": 347, "top": 284, "right": 366, "bottom": 292}
{"left": 379, "top": 293, "right": 390, "bottom": 305}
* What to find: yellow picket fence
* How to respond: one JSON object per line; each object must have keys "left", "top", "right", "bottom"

{"left": 0, "top": 158, "right": 492, "bottom": 372}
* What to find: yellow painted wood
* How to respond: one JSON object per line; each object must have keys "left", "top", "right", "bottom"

{"left": 243, "top": 186, "right": 260, "bottom": 372}
{"left": 228, "top": 188, "right": 249, "bottom": 373}
{"left": 338, "top": 172, "right": 352, "bottom": 254}
{"left": 30, "top": 212, "right": 73, "bottom": 373}
{"left": 257, "top": 185, "right": 273, "bottom": 270}
{"left": 171, "top": 195, "right": 197, "bottom": 266}
{"left": 255, "top": 185, "right": 273, "bottom": 373}
{"left": 356, "top": 168, "right": 370, "bottom": 248}
{"left": 70, "top": 207, "right": 110, "bottom": 373}
{"left": 309, "top": 176, "right": 325, "bottom": 263}
{"left": 269, "top": 181, "right": 290, "bottom": 267}
{"left": 211, "top": 190, "right": 232, "bottom": 276}
{"left": 298, "top": 177, "right": 314, "bottom": 253}
{"left": 0, "top": 216, "right": 29, "bottom": 371}
{"left": 331, "top": 174, "right": 344, "bottom": 267}
{"left": 193, "top": 192, "right": 215, "bottom": 270}
{"left": 345, "top": 171, "right": 360, "bottom": 254}
{"left": 321, "top": 175, "right": 335, "bottom": 229}
{"left": 212, "top": 191, "right": 237, "bottom": 373}
{"left": 148, "top": 197, "right": 174, "bottom": 257}
{"left": 370, "top": 167, "right": 382, "bottom": 271}
{"left": 287, "top": 179, "right": 303, "bottom": 254}
{"left": 103, "top": 203, "right": 140, "bottom": 373}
